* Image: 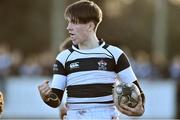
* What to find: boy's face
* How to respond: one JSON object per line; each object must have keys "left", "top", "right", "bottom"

{"left": 67, "top": 19, "right": 91, "bottom": 45}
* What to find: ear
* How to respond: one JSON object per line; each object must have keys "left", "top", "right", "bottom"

{"left": 88, "top": 22, "right": 95, "bottom": 31}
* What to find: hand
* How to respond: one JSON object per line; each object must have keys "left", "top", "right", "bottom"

{"left": 0, "top": 92, "right": 4, "bottom": 113}
{"left": 117, "top": 95, "right": 144, "bottom": 116}
{"left": 60, "top": 103, "right": 67, "bottom": 119}
{"left": 38, "top": 80, "right": 52, "bottom": 101}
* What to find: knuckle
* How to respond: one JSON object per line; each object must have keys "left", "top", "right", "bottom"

{"left": 38, "top": 85, "right": 42, "bottom": 90}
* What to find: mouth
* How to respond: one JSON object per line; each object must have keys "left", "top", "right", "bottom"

{"left": 69, "top": 33, "right": 74, "bottom": 36}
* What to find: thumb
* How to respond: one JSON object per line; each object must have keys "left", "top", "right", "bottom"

{"left": 44, "top": 80, "right": 49, "bottom": 84}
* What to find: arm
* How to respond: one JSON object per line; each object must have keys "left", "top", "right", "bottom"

{"left": 115, "top": 52, "right": 145, "bottom": 116}
{"left": 133, "top": 80, "right": 145, "bottom": 106}
{"left": 38, "top": 80, "right": 64, "bottom": 108}
{"left": 38, "top": 51, "right": 69, "bottom": 108}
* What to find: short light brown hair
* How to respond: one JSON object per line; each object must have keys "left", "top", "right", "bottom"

{"left": 64, "top": 0, "right": 102, "bottom": 31}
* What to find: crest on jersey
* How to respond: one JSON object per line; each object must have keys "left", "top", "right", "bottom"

{"left": 70, "top": 62, "right": 79, "bottom": 70}
{"left": 98, "top": 60, "right": 107, "bottom": 70}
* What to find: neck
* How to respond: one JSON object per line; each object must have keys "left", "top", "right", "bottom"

{"left": 78, "top": 33, "right": 99, "bottom": 50}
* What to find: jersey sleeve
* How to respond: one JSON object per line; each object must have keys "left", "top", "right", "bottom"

{"left": 107, "top": 45, "right": 137, "bottom": 83}
{"left": 51, "top": 60, "right": 67, "bottom": 90}
{"left": 51, "top": 50, "right": 71, "bottom": 91}
{"left": 116, "top": 53, "right": 137, "bottom": 83}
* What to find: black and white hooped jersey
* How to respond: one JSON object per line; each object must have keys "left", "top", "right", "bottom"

{"left": 51, "top": 41, "right": 137, "bottom": 105}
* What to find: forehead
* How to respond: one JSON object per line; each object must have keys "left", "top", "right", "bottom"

{"left": 67, "top": 18, "right": 89, "bottom": 26}
{"left": 66, "top": 17, "right": 80, "bottom": 24}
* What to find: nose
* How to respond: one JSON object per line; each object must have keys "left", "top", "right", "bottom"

{"left": 67, "top": 23, "right": 72, "bottom": 31}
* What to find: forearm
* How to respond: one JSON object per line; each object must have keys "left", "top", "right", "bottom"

{"left": 43, "top": 88, "right": 64, "bottom": 108}
{"left": 44, "top": 92, "right": 61, "bottom": 108}
{"left": 133, "top": 80, "right": 145, "bottom": 105}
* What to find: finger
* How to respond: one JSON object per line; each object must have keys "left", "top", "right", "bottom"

{"left": 38, "top": 86, "right": 51, "bottom": 99}
{"left": 38, "top": 80, "right": 50, "bottom": 90}
{"left": 40, "top": 88, "right": 52, "bottom": 100}
{"left": 120, "top": 103, "right": 133, "bottom": 111}
{"left": 118, "top": 99, "right": 144, "bottom": 116}
{"left": 42, "top": 86, "right": 51, "bottom": 93}
{"left": 117, "top": 105, "right": 133, "bottom": 116}
{"left": 41, "top": 84, "right": 51, "bottom": 93}
{"left": 121, "top": 103, "right": 141, "bottom": 115}
{"left": 111, "top": 116, "right": 117, "bottom": 120}
{"left": 44, "top": 80, "right": 49, "bottom": 84}
{"left": 43, "top": 89, "right": 52, "bottom": 96}
{"left": 38, "top": 84, "right": 48, "bottom": 92}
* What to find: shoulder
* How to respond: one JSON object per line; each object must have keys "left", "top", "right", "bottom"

{"left": 103, "top": 44, "right": 127, "bottom": 63}
{"left": 56, "top": 49, "right": 72, "bottom": 63}
{"left": 106, "top": 44, "right": 124, "bottom": 56}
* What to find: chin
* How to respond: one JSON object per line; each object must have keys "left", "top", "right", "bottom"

{"left": 72, "top": 41, "right": 77, "bottom": 45}
{"left": 72, "top": 41, "right": 78, "bottom": 45}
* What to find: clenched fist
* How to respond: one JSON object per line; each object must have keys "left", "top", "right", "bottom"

{"left": 38, "top": 80, "right": 52, "bottom": 102}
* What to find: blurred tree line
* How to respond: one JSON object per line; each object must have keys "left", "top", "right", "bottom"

{"left": 0, "top": 0, "right": 180, "bottom": 59}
